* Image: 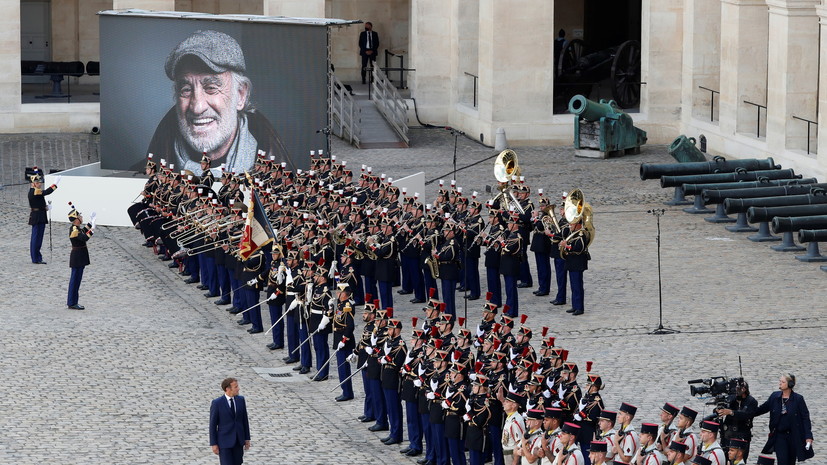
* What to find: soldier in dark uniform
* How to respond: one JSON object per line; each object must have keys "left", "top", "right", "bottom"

{"left": 199, "top": 153, "right": 216, "bottom": 189}
{"left": 574, "top": 371, "right": 605, "bottom": 460}
{"left": 265, "top": 246, "right": 287, "bottom": 350}
{"left": 307, "top": 262, "right": 333, "bottom": 381}
{"left": 514, "top": 184, "right": 534, "bottom": 289}
{"left": 435, "top": 221, "right": 461, "bottom": 316}
{"left": 444, "top": 361, "right": 470, "bottom": 465}
{"left": 426, "top": 348, "right": 451, "bottom": 465}
{"left": 466, "top": 373, "right": 492, "bottom": 465}
{"left": 400, "top": 324, "right": 427, "bottom": 457}
{"left": 380, "top": 317, "right": 407, "bottom": 445}
{"left": 366, "top": 307, "right": 390, "bottom": 433}
{"left": 67, "top": 203, "right": 94, "bottom": 310}
{"left": 374, "top": 220, "right": 398, "bottom": 310}
{"left": 550, "top": 201, "right": 569, "bottom": 306}
{"left": 355, "top": 298, "right": 378, "bottom": 424}
{"left": 462, "top": 198, "right": 484, "bottom": 300}
{"left": 239, "top": 247, "right": 268, "bottom": 334}
{"left": 483, "top": 208, "right": 506, "bottom": 307}
{"left": 283, "top": 250, "right": 303, "bottom": 365}
{"left": 420, "top": 211, "right": 441, "bottom": 301}
{"left": 499, "top": 213, "right": 522, "bottom": 318}
{"left": 332, "top": 284, "right": 356, "bottom": 400}
{"left": 28, "top": 169, "right": 59, "bottom": 264}
{"left": 559, "top": 218, "right": 590, "bottom": 316}
{"left": 530, "top": 192, "right": 553, "bottom": 297}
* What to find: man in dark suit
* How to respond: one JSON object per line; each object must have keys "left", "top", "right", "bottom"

{"left": 754, "top": 374, "right": 813, "bottom": 465}
{"left": 358, "top": 22, "right": 379, "bottom": 84}
{"left": 210, "top": 378, "right": 251, "bottom": 465}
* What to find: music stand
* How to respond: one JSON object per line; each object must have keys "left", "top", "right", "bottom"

{"left": 648, "top": 209, "right": 679, "bottom": 335}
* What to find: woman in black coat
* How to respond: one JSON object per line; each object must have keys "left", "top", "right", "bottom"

{"left": 754, "top": 374, "right": 813, "bottom": 465}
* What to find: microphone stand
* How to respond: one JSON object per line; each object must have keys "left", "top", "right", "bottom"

{"left": 648, "top": 209, "right": 678, "bottom": 335}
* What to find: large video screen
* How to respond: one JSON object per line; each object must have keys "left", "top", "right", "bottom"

{"left": 99, "top": 13, "right": 329, "bottom": 173}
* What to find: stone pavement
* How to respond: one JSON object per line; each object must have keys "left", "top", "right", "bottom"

{"left": 0, "top": 130, "right": 824, "bottom": 464}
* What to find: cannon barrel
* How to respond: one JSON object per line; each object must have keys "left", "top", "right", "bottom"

{"left": 798, "top": 229, "right": 827, "bottom": 243}
{"left": 702, "top": 183, "right": 827, "bottom": 204}
{"left": 640, "top": 157, "right": 779, "bottom": 180}
{"left": 771, "top": 215, "right": 827, "bottom": 233}
{"left": 660, "top": 169, "right": 799, "bottom": 188}
{"left": 682, "top": 178, "right": 817, "bottom": 196}
{"left": 568, "top": 95, "right": 616, "bottom": 122}
{"left": 747, "top": 204, "right": 827, "bottom": 223}
{"left": 724, "top": 192, "right": 827, "bottom": 214}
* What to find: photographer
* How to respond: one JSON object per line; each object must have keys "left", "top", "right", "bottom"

{"left": 710, "top": 381, "right": 757, "bottom": 456}
{"left": 754, "top": 374, "right": 813, "bottom": 465}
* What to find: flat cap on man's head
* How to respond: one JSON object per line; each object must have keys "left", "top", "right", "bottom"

{"left": 165, "top": 30, "right": 246, "bottom": 80}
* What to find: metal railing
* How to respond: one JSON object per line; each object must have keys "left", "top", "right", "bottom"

{"left": 743, "top": 100, "right": 767, "bottom": 138}
{"left": 464, "top": 72, "right": 478, "bottom": 108}
{"left": 371, "top": 66, "right": 410, "bottom": 145}
{"left": 330, "top": 74, "right": 361, "bottom": 147}
{"left": 792, "top": 115, "right": 818, "bottom": 155}
{"left": 384, "top": 49, "right": 407, "bottom": 89}
{"left": 698, "top": 86, "right": 719, "bottom": 122}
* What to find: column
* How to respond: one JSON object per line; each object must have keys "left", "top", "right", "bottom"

{"left": 262, "top": 0, "right": 325, "bottom": 18}
{"left": 409, "top": 0, "right": 453, "bottom": 123}
{"left": 718, "top": 0, "right": 769, "bottom": 137}
{"left": 765, "top": 0, "right": 819, "bottom": 154}
{"left": 477, "top": 0, "right": 553, "bottom": 141}
{"left": 641, "top": 0, "right": 684, "bottom": 135}
{"left": 112, "top": 0, "right": 175, "bottom": 9}
{"left": 682, "top": 0, "right": 722, "bottom": 122}
{"left": 816, "top": 1, "right": 827, "bottom": 167}
{"left": 0, "top": 0, "right": 21, "bottom": 120}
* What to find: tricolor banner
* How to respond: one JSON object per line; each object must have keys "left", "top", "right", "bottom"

{"left": 239, "top": 189, "right": 275, "bottom": 260}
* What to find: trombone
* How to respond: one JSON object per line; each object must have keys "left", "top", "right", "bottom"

{"left": 186, "top": 232, "right": 243, "bottom": 255}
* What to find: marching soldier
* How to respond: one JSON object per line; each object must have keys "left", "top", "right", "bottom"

{"left": 355, "top": 298, "right": 378, "bottom": 424}
{"left": 574, "top": 370, "right": 604, "bottom": 458}
{"left": 444, "top": 362, "right": 470, "bottom": 465}
{"left": 557, "top": 194, "right": 592, "bottom": 316}
{"left": 28, "top": 168, "right": 60, "bottom": 264}
{"left": 239, "top": 246, "right": 268, "bottom": 334}
{"left": 67, "top": 203, "right": 95, "bottom": 310}
{"left": 426, "top": 347, "right": 451, "bottom": 465}
{"left": 374, "top": 219, "right": 398, "bottom": 310}
{"left": 530, "top": 191, "right": 553, "bottom": 297}
{"left": 400, "top": 324, "right": 427, "bottom": 457}
{"left": 307, "top": 262, "right": 333, "bottom": 381}
{"left": 283, "top": 250, "right": 304, "bottom": 365}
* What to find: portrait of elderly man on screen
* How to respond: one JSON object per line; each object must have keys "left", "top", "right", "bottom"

{"left": 146, "top": 30, "right": 291, "bottom": 174}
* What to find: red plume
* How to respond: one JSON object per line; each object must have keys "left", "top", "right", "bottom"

{"left": 373, "top": 299, "right": 380, "bottom": 307}
{"left": 386, "top": 307, "right": 393, "bottom": 319}
{"left": 429, "top": 287, "right": 436, "bottom": 298}
{"left": 492, "top": 339, "right": 501, "bottom": 350}
{"left": 561, "top": 349, "right": 569, "bottom": 361}
{"left": 434, "top": 339, "right": 444, "bottom": 349}
{"left": 286, "top": 240, "right": 293, "bottom": 250}
{"left": 549, "top": 337, "right": 555, "bottom": 347}
{"left": 458, "top": 317, "right": 466, "bottom": 327}
{"left": 364, "top": 293, "right": 373, "bottom": 303}
{"left": 492, "top": 323, "right": 501, "bottom": 332}
{"left": 485, "top": 291, "right": 493, "bottom": 301}
{"left": 430, "top": 326, "right": 439, "bottom": 336}
{"left": 453, "top": 350, "right": 462, "bottom": 361}
{"left": 586, "top": 361, "right": 593, "bottom": 373}
{"left": 520, "top": 314, "right": 528, "bottom": 325}
{"left": 439, "top": 303, "right": 447, "bottom": 312}
{"left": 344, "top": 238, "right": 352, "bottom": 247}
{"left": 521, "top": 346, "right": 530, "bottom": 357}
{"left": 532, "top": 362, "right": 540, "bottom": 372}
{"left": 317, "top": 257, "right": 325, "bottom": 267}
{"left": 474, "top": 361, "right": 483, "bottom": 373}
{"left": 542, "top": 326, "right": 549, "bottom": 337}
{"left": 503, "top": 305, "right": 510, "bottom": 314}
{"left": 303, "top": 249, "right": 310, "bottom": 260}
{"left": 412, "top": 317, "right": 419, "bottom": 328}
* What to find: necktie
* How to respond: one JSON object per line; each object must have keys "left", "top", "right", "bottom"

{"left": 230, "top": 397, "right": 236, "bottom": 416}
{"left": 367, "top": 32, "right": 372, "bottom": 50}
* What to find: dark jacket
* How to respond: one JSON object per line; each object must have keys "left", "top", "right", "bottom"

{"left": 69, "top": 224, "right": 93, "bottom": 268}
{"left": 209, "top": 395, "right": 251, "bottom": 449}
{"left": 28, "top": 185, "right": 56, "bottom": 225}
{"left": 754, "top": 391, "right": 813, "bottom": 461}
{"left": 359, "top": 30, "right": 379, "bottom": 56}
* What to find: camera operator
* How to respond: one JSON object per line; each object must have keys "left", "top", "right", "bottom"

{"left": 708, "top": 381, "right": 757, "bottom": 457}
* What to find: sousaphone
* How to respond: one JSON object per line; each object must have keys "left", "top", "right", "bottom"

{"left": 494, "top": 149, "right": 521, "bottom": 183}
{"left": 563, "top": 188, "right": 595, "bottom": 246}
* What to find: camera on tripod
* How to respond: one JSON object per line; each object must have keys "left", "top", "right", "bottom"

{"left": 688, "top": 376, "right": 745, "bottom": 408}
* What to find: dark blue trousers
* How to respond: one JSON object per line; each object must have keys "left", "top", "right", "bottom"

{"left": 447, "top": 436, "right": 467, "bottom": 465}
{"left": 405, "top": 400, "right": 422, "bottom": 451}
{"left": 464, "top": 256, "right": 481, "bottom": 298}
{"left": 431, "top": 422, "right": 448, "bottom": 465}
{"left": 400, "top": 255, "right": 416, "bottom": 292}
{"left": 378, "top": 280, "right": 393, "bottom": 310}
{"left": 363, "top": 275, "right": 378, "bottom": 303}
{"left": 298, "top": 324, "right": 312, "bottom": 368}
{"left": 423, "top": 270, "right": 439, "bottom": 300}
{"left": 313, "top": 332, "right": 330, "bottom": 378}
{"left": 216, "top": 264, "right": 231, "bottom": 301}
{"left": 485, "top": 267, "right": 502, "bottom": 306}
{"left": 441, "top": 278, "right": 457, "bottom": 316}
{"left": 351, "top": 262, "right": 365, "bottom": 305}
{"left": 774, "top": 429, "right": 798, "bottom": 465}
{"left": 267, "top": 302, "right": 284, "bottom": 346}
{"left": 553, "top": 257, "right": 567, "bottom": 302}
{"left": 217, "top": 443, "right": 244, "bottom": 465}
{"left": 422, "top": 413, "right": 434, "bottom": 461}
{"left": 519, "top": 244, "right": 532, "bottom": 286}
{"left": 383, "top": 387, "right": 403, "bottom": 441}
{"left": 503, "top": 274, "right": 518, "bottom": 316}
{"left": 570, "top": 270, "right": 584, "bottom": 312}
{"left": 368, "top": 378, "right": 388, "bottom": 427}
{"left": 201, "top": 255, "right": 219, "bottom": 295}
{"left": 362, "top": 370, "right": 374, "bottom": 419}
{"left": 30, "top": 223, "right": 46, "bottom": 263}
{"left": 285, "top": 311, "right": 299, "bottom": 359}
{"left": 469, "top": 449, "right": 485, "bottom": 465}
{"left": 230, "top": 277, "right": 242, "bottom": 309}
{"left": 534, "top": 251, "right": 551, "bottom": 293}
{"left": 67, "top": 266, "right": 85, "bottom": 306}
{"left": 185, "top": 255, "right": 199, "bottom": 280}
{"left": 336, "top": 350, "right": 353, "bottom": 398}
{"left": 487, "top": 425, "right": 505, "bottom": 465}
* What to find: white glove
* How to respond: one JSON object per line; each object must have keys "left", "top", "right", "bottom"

{"left": 543, "top": 390, "right": 551, "bottom": 399}
{"left": 54, "top": 175, "right": 62, "bottom": 186}
{"left": 465, "top": 399, "right": 471, "bottom": 412}
{"left": 574, "top": 413, "right": 583, "bottom": 421}
{"left": 403, "top": 353, "right": 413, "bottom": 365}
{"left": 346, "top": 353, "right": 357, "bottom": 363}
{"left": 414, "top": 379, "right": 422, "bottom": 387}
{"left": 380, "top": 356, "right": 387, "bottom": 365}
{"left": 463, "top": 413, "right": 472, "bottom": 422}
{"left": 90, "top": 212, "right": 97, "bottom": 222}
{"left": 475, "top": 325, "right": 484, "bottom": 337}
{"left": 509, "top": 347, "right": 517, "bottom": 360}
{"left": 507, "top": 362, "right": 514, "bottom": 370}
{"left": 430, "top": 378, "right": 438, "bottom": 390}
{"left": 276, "top": 265, "right": 285, "bottom": 284}
{"left": 445, "top": 386, "right": 454, "bottom": 399}
{"left": 337, "top": 340, "right": 345, "bottom": 350}
{"left": 287, "top": 299, "right": 299, "bottom": 312}
{"left": 426, "top": 392, "right": 435, "bottom": 400}
{"left": 441, "top": 401, "right": 449, "bottom": 409}
{"left": 370, "top": 333, "right": 378, "bottom": 346}
{"left": 364, "top": 346, "right": 373, "bottom": 356}
{"left": 383, "top": 344, "right": 391, "bottom": 355}
{"left": 268, "top": 292, "right": 278, "bottom": 301}
{"left": 469, "top": 373, "right": 477, "bottom": 381}
{"left": 247, "top": 278, "right": 257, "bottom": 286}
{"left": 417, "top": 365, "right": 425, "bottom": 376}
{"left": 46, "top": 203, "right": 52, "bottom": 211}
{"left": 319, "top": 315, "right": 330, "bottom": 331}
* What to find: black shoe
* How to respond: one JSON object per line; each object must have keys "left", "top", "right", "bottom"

{"left": 237, "top": 319, "right": 251, "bottom": 325}
{"left": 550, "top": 300, "right": 566, "bottom": 305}
{"left": 358, "top": 415, "right": 367, "bottom": 421}
{"left": 167, "top": 261, "right": 178, "bottom": 268}
{"left": 205, "top": 292, "right": 219, "bottom": 298}
{"left": 266, "top": 343, "right": 277, "bottom": 349}
{"left": 283, "top": 357, "right": 299, "bottom": 364}
{"left": 533, "top": 290, "right": 549, "bottom": 296}
{"left": 33, "top": 261, "right": 47, "bottom": 265}
{"left": 464, "top": 295, "right": 480, "bottom": 301}
{"left": 184, "top": 277, "right": 198, "bottom": 284}
{"left": 312, "top": 374, "right": 328, "bottom": 381}
{"left": 229, "top": 307, "right": 242, "bottom": 314}
{"left": 406, "top": 449, "right": 422, "bottom": 457}
{"left": 292, "top": 365, "right": 303, "bottom": 371}
{"left": 196, "top": 284, "right": 208, "bottom": 290}
{"left": 368, "top": 424, "right": 389, "bottom": 432}
{"left": 381, "top": 436, "right": 392, "bottom": 443}
{"left": 456, "top": 286, "right": 466, "bottom": 292}
{"left": 270, "top": 344, "right": 283, "bottom": 351}
{"left": 214, "top": 299, "right": 231, "bottom": 305}
{"left": 410, "top": 298, "right": 426, "bottom": 304}
{"left": 179, "top": 270, "right": 190, "bottom": 276}
{"left": 397, "top": 290, "right": 412, "bottom": 295}
{"left": 335, "top": 395, "right": 353, "bottom": 402}
{"left": 161, "top": 256, "right": 172, "bottom": 262}
{"left": 572, "top": 309, "right": 584, "bottom": 315}
{"left": 298, "top": 366, "right": 310, "bottom": 375}
{"left": 247, "top": 328, "right": 263, "bottom": 334}
{"left": 565, "top": 308, "right": 576, "bottom": 313}
{"left": 384, "top": 438, "right": 402, "bottom": 446}
{"left": 360, "top": 417, "right": 376, "bottom": 423}
{"left": 516, "top": 283, "right": 532, "bottom": 288}
{"left": 400, "top": 447, "right": 412, "bottom": 454}
{"left": 417, "top": 457, "right": 430, "bottom": 465}
{"left": 67, "top": 304, "right": 85, "bottom": 310}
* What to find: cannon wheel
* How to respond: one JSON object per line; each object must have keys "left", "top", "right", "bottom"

{"left": 610, "top": 40, "right": 641, "bottom": 108}
{"left": 557, "top": 39, "right": 586, "bottom": 77}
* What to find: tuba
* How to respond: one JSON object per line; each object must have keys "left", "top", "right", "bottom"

{"left": 492, "top": 149, "right": 525, "bottom": 214}
{"left": 560, "top": 188, "right": 595, "bottom": 257}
